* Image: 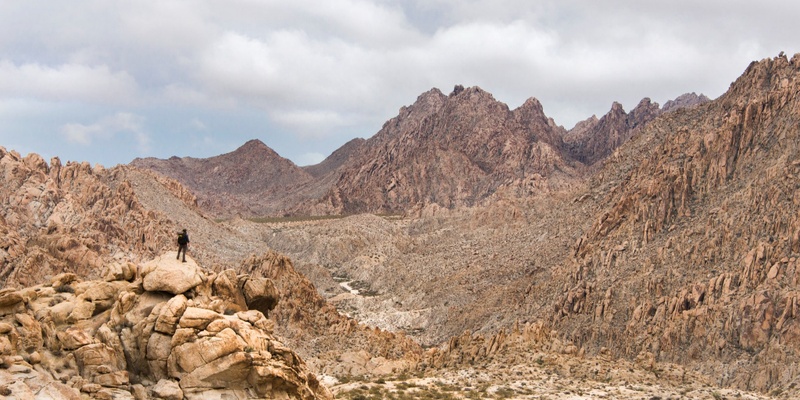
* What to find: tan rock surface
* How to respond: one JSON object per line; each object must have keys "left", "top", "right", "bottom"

{"left": 0, "top": 252, "right": 333, "bottom": 399}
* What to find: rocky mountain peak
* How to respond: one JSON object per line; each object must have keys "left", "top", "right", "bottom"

{"left": 721, "top": 52, "right": 800, "bottom": 103}
{"left": 662, "top": 92, "right": 711, "bottom": 113}
{"left": 293, "top": 84, "right": 576, "bottom": 215}
{"left": 517, "top": 97, "right": 545, "bottom": 116}
{"left": 628, "top": 97, "right": 661, "bottom": 128}
{"left": 563, "top": 98, "right": 662, "bottom": 165}
{"left": 235, "top": 138, "right": 275, "bottom": 155}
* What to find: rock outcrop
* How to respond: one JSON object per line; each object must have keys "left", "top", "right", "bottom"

{"left": 0, "top": 150, "right": 179, "bottom": 289}
{"left": 0, "top": 252, "right": 332, "bottom": 399}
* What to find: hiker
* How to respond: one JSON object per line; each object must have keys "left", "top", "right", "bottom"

{"left": 177, "top": 229, "right": 189, "bottom": 262}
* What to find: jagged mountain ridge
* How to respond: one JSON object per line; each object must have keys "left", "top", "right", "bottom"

{"left": 301, "top": 86, "right": 577, "bottom": 215}
{"left": 133, "top": 85, "right": 706, "bottom": 218}
{"left": 544, "top": 53, "right": 800, "bottom": 391}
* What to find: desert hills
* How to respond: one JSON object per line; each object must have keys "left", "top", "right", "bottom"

{"left": 1, "top": 53, "right": 800, "bottom": 398}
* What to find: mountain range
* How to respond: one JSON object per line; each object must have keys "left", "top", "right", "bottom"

{"left": 132, "top": 86, "right": 708, "bottom": 218}
{"left": 1, "top": 53, "right": 799, "bottom": 398}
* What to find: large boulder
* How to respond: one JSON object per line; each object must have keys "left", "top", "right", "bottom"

{"left": 141, "top": 253, "right": 204, "bottom": 295}
{"left": 212, "top": 269, "right": 248, "bottom": 312}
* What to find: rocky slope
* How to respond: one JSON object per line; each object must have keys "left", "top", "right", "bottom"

{"left": 0, "top": 149, "right": 182, "bottom": 289}
{"left": 221, "top": 53, "right": 800, "bottom": 395}
{"left": 542, "top": 53, "right": 800, "bottom": 392}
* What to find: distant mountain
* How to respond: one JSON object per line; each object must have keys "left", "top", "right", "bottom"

{"left": 563, "top": 98, "right": 661, "bottom": 165}
{"left": 662, "top": 92, "right": 711, "bottom": 113}
{"left": 297, "top": 85, "right": 577, "bottom": 215}
{"left": 131, "top": 90, "right": 708, "bottom": 218}
{"left": 131, "top": 139, "right": 314, "bottom": 217}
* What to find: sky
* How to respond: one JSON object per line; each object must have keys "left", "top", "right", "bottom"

{"left": 0, "top": 1, "right": 797, "bottom": 167}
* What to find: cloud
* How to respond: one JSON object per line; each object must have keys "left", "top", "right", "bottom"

{"left": 61, "top": 113, "right": 150, "bottom": 151}
{"left": 2, "top": 0, "right": 800, "bottom": 166}
{"left": 0, "top": 61, "right": 139, "bottom": 104}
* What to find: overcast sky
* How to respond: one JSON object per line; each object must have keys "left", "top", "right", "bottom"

{"left": 0, "top": 1, "right": 797, "bottom": 167}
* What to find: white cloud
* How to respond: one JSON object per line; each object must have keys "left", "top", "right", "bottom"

{"left": 190, "top": 119, "right": 208, "bottom": 131}
{"left": 0, "top": 61, "right": 139, "bottom": 104}
{"left": 61, "top": 113, "right": 150, "bottom": 151}
{"left": 2, "top": 0, "right": 800, "bottom": 165}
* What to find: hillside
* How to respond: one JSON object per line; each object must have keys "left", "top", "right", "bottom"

{"left": 131, "top": 139, "right": 315, "bottom": 218}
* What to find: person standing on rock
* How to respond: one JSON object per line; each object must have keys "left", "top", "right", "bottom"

{"left": 177, "top": 229, "right": 189, "bottom": 262}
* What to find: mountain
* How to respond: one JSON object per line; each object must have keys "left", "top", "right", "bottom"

{"left": 293, "top": 85, "right": 577, "bottom": 215}
{"left": 547, "top": 53, "right": 800, "bottom": 391}
{"left": 131, "top": 139, "right": 314, "bottom": 218}
{"left": 221, "top": 53, "right": 800, "bottom": 395}
{"left": 563, "top": 97, "right": 662, "bottom": 166}
{"left": 132, "top": 88, "right": 708, "bottom": 218}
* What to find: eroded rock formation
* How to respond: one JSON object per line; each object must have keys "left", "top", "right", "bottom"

{"left": 0, "top": 150, "right": 179, "bottom": 289}
{"left": 0, "top": 252, "right": 332, "bottom": 399}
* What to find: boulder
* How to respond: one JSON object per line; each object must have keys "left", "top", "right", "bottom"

{"left": 212, "top": 269, "right": 248, "bottom": 312}
{"left": 168, "top": 328, "right": 245, "bottom": 377}
{"left": 0, "top": 289, "right": 23, "bottom": 307}
{"left": 142, "top": 255, "right": 203, "bottom": 295}
{"left": 178, "top": 351, "right": 251, "bottom": 390}
{"left": 94, "top": 370, "right": 130, "bottom": 387}
{"left": 57, "top": 327, "right": 94, "bottom": 350}
{"left": 14, "top": 313, "right": 42, "bottom": 351}
{"left": 152, "top": 379, "right": 183, "bottom": 400}
{"left": 178, "top": 307, "right": 221, "bottom": 330}
{"left": 154, "top": 295, "right": 188, "bottom": 335}
{"left": 74, "top": 343, "right": 120, "bottom": 378}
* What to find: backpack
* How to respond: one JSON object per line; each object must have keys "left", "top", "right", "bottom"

{"left": 177, "top": 232, "right": 188, "bottom": 245}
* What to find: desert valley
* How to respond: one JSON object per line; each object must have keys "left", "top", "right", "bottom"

{"left": 1, "top": 54, "right": 800, "bottom": 399}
